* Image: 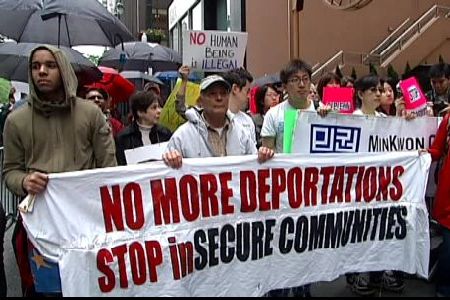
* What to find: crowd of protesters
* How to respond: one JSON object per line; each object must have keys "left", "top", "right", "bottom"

{"left": 0, "top": 43, "right": 449, "bottom": 297}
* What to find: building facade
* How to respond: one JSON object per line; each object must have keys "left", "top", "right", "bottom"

{"left": 121, "top": 0, "right": 171, "bottom": 45}
{"left": 168, "top": 0, "right": 450, "bottom": 80}
{"left": 168, "top": 0, "right": 244, "bottom": 53}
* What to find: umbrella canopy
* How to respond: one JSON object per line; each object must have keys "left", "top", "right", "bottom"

{"left": 0, "top": 0, "right": 134, "bottom": 47}
{"left": 155, "top": 71, "right": 202, "bottom": 83}
{"left": 99, "top": 42, "right": 182, "bottom": 73}
{"left": 252, "top": 73, "right": 282, "bottom": 87}
{"left": 0, "top": 42, "right": 103, "bottom": 86}
{"left": 87, "top": 67, "right": 135, "bottom": 104}
{"left": 120, "top": 71, "right": 164, "bottom": 86}
{"left": 120, "top": 70, "right": 164, "bottom": 91}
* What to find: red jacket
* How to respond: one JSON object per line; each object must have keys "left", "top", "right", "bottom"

{"left": 429, "top": 113, "right": 450, "bottom": 230}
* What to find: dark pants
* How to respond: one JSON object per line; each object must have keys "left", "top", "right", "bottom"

{"left": 0, "top": 204, "right": 7, "bottom": 297}
{"left": 437, "top": 227, "right": 450, "bottom": 296}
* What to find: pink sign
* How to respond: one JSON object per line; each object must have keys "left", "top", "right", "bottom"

{"left": 323, "top": 87, "right": 355, "bottom": 114}
{"left": 399, "top": 77, "right": 427, "bottom": 113}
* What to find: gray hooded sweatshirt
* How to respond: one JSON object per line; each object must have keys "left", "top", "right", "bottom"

{"left": 167, "top": 108, "right": 257, "bottom": 158}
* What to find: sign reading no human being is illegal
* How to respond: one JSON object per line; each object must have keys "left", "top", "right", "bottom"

{"left": 182, "top": 30, "right": 248, "bottom": 72}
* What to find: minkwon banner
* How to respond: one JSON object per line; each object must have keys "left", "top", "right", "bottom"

{"left": 290, "top": 112, "right": 440, "bottom": 154}
{"left": 22, "top": 153, "right": 431, "bottom": 297}
{"left": 182, "top": 30, "right": 248, "bottom": 72}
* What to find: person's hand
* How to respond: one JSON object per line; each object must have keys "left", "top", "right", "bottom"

{"left": 317, "top": 105, "right": 332, "bottom": 118}
{"left": 395, "top": 97, "right": 406, "bottom": 117}
{"left": 163, "top": 151, "right": 183, "bottom": 169}
{"left": 404, "top": 111, "right": 417, "bottom": 121}
{"left": 179, "top": 65, "right": 190, "bottom": 82}
{"left": 22, "top": 172, "right": 49, "bottom": 195}
{"left": 258, "top": 147, "right": 275, "bottom": 163}
{"left": 419, "top": 149, "right": 429, "bottom": 155}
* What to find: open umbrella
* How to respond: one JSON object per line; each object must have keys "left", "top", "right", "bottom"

{"left": 99, "top": 42, "right": 182, "bottom": 73}
{"left": 252, "top": 73, "right": 282, "bottom": 87}
{"left": 0, "top": 42, "right": 103, "bottom": 86}
{"left": 120, "top": 71, "right": 164, "bottom": 91}
{"left": 87, "top": 67, "right": 135, "bottom": 104}
{"left": 0, "top": 0, "right": 134, "bottom": 47}
{"left": 155, "top": 71, "right": 202, "bottom": 83}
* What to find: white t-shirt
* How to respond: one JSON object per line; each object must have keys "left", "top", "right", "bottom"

{"left": 261, "top": 100, "right": 316, "bottom": 153}
{"left": 353, "top": 109, "right": 387, "bottom": 117}
{"left": 229, "top": 110, "right": 257, "bottom": 146}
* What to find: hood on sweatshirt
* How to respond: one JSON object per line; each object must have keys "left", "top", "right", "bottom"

{"left": 28, "top": 45, "right": 79, "bottom": 164}
{"left": 28, "top": 45, "right": 78, "bottom": 116}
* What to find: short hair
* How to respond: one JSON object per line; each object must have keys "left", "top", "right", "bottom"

{"left": 280, "top": 59, "right": 312, "bottom": 84}
{"left": 354, "top": 75, "right": 383, "bottom": 106}
{"left": 317, "top": 72, "right": 341, "bottom": 100}
{"left": 130, "top": 91, "right": 160, "bottom": 120}
{"left": 222, "top": 68, "right": 254, "bottom": 89}
{"left": 86, "top": 87, "right": 108, "bottom": 100}
{"left": 429, "top": 63, "right": 450, "bottom": 79}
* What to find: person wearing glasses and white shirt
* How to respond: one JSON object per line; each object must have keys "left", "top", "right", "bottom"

{"left": 261, "top": 59, "right": 318, "bottom": 155}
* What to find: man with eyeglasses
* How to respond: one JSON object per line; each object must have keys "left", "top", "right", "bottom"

{"left": 261, "top": 59, "right": 317, "bottom": 154}
{"left": 86, "top": 87, "right": 124, "bottom": 137}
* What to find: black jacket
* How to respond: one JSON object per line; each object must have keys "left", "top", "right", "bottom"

{"left": 115, "top": 122, "right": 172, "bottom": 166}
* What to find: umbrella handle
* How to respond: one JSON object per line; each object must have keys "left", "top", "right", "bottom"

{"left": 114, "top": 34, "right": 125, "bottom": 50}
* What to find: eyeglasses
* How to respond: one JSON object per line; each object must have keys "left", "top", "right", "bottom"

{"left": 287, "top": 76, "right": 310, "bottom": 85}
{"left": 368, "top": 87, "right": 385, "bottom": 94}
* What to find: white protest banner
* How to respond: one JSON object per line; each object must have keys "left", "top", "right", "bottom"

{"left": 22, "top": 153, "right": 431, "bottom": 297}
{"left": 291, "top": 112, "right": 439, "bottom": 154}
{"left": 182, "top": 30, "right": 248, "bottom": 72}
{"left": 125, "top": 142, "right": 169, "bottom": 165}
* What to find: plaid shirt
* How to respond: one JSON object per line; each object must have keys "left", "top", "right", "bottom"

{"left": 202, "top": 113, "right": 230, "bottom": 157}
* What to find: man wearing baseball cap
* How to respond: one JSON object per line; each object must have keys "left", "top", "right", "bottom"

{"left": 163, "top": 74, "right": 274, "bottom": 168}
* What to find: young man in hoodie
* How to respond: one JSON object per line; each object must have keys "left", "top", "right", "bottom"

{"left": 2, "top": 45, "right": 117, "bottom": 296}
{"left": 163, "top": 75, "right": 274, "bottom": 168}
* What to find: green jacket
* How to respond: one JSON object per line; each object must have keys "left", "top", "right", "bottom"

{"left": 2, "top": 45, "right": 117, "bottom": 197}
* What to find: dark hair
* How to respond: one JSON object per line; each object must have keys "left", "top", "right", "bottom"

{"left": 130, "top": 91, "right": 160, "bottom": 120}
{"left": 377, "top": 77, "right": 398, "bottom": 116}
{"left": 316, "top": 72, "right": 341, "bottom": 100}
{"left": 86, "top": 87, "right": 109, "bottom": 100}
{"left": 255, "top": 85, "right": 272, "bottom": 114}
{"left": 341, "top": 76, "right": 355, "bottom": 87}
{"left": 354, "top": 75, "right": 383, "bottom": 107}
{"left": 222, "top": 68, "right": 254, "bottom": 89}
{"left": 280, "top": 59, "right": 312, "bottom": 84}
{"left": 429, "top": 63, "right": 450, "bottom": 79}
{"left": 383, "top": 77, "right": 399, "bottom": 99}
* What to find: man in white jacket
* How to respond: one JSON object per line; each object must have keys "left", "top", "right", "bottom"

{"left": 163, "top": 75, "right": 274, "bottom": 168}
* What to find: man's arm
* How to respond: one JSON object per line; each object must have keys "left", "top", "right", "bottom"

{"left": 262, "top": 137, "right": 276, "bottom": 151}
{"left": 175, "top": 65, "right": 191, "bottom": 120}
{"left": 92, "top": 109, "right": 117, "bottom": 168}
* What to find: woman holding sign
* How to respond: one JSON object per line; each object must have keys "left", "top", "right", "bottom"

{"left": 115, "top": 91, "right": 172, "bottom": 166}
{"left": 348, "top": 75, "right": 406, "bottom": 296}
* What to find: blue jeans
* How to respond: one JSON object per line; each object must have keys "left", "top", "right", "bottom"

{"left": 437, "top": 227, "right": 450, "bottom": 297}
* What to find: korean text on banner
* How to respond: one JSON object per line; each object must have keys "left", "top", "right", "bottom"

{"left": 322, "top": 87, "right": 355, "bottom": 114}
{"left": 292, "top": 112, "right": 439, "bottom": 154}
{"left": 182, "top": 30, "right": 248, "bottom": 72}
{"left": 400, "top": 77, "right": 428, "bottom": 116}
{"left": 22, "top": 153, "right": 431, "bottom": 297}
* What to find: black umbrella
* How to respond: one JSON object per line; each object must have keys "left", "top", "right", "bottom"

{"left": 0, "top": 0, "right": 134, "bottom": 47}
{"left": 0, "top": 42, "right": 103, "bottom": 86}
{"left": 99, "top": 42, "right": 182, "bottom": 73}
{"left": 252, "top": 73, "right": 282, "bottom": 87}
